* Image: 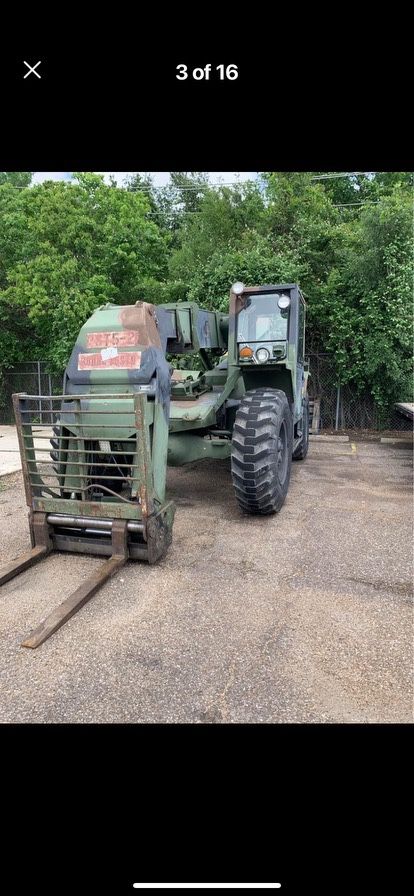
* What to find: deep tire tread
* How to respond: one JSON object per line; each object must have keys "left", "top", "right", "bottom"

{"left": 231, "top": 388, "right": 293, "bottom": 515}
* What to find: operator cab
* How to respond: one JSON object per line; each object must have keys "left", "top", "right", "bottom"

{"left": 234, "top": 284, "right": 291, "bottom": 364}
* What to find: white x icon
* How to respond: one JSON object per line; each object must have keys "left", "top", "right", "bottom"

{"left": 23, "top": 60, "right": 42, "bottom": 79}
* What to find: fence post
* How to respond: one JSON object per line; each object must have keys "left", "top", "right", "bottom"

{"left": 37, "top": 361, "right": 42, "bottom": 424}
{"left": 48, "top": 374, "right": 52, "bottom": 425}
{"left": 335, "top": 384, "right": 341, "bottom": 431}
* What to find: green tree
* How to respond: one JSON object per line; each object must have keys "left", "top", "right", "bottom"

{"left": 185, "top": 239, "right": 306, "bottom": 310}
{"left": 169, "top": 172, "right": 209, "bottom": 213}
{"left": 0, "top": 174, "right": 169, "bottom": 372}
{"left": 0, "top": 172, "right": 32, "bottom": 188}
{"left": 320, "top": 185, "right": 413, "bottom": 411}
{"left": 168, "top": 180, "right": 266, "bottom": 284}
{"left": 0, "top": 170, "right": 411, "bottom": 422}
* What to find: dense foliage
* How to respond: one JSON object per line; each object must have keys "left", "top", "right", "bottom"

{"left": 0, "top": 170, "right": 412, "bottom": 415}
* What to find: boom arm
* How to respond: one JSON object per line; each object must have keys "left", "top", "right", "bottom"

{"left": 161, "top": 302, "right": 229, "bottom": 355}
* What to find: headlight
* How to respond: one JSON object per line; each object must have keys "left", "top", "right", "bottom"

{"left": 232, "top": 281, "right": 245, "bottom": 295}
{"left": 256, "top": 347, "right": 270, "bottom": 363}
{"left": 239, "top": 346, "right": 253, "bottom": 359}
{"left": 278, "top": 294, "right": 290, "bottom": 310}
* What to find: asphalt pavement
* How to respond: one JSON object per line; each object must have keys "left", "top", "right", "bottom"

{"left": 0, "top": 437, "right": 412, "bottom": 723}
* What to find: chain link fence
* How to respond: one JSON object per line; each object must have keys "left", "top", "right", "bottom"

{"left": 0, "top": 363, "right": 63, "bottom": 425}
{"left": 307, "top": 352, "right": 412, "bottom": 432}
{"left": 0, "top": 358, "right": 412, "bottom": 432}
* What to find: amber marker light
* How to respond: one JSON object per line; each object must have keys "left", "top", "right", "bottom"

{"left": 239, "top": 346, "right": 253, "bottom": 359}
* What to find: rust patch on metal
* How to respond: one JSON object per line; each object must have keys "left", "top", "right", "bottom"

{"left": 21, "top": 555, "right": 127, "bottom": 649}
{"left": 109, "top": 519, "right": 129, "bottom": 559}
{"left": 33, "top": 497, "right": 141, "bottom": 519}
{"left": 171, "top": 369, "right": 194, "bottom": 383}
{"left": 0, "top": 545, "right": 49, "bottom": 587}
{"left": 119, "top": 302, "right": 162, "bottom": 348}
{"left": 139, "top": 485, "right": 148, "bottom": 519}
{"left": 170, "top": 394, "right": 215, "bottom": 409}
{"left": 20, "top": 520, "right": 129, "bottom": 649}
{"left": 32, "top": 512, "right": 53, "bottom": 550}
{"left": 146, "top": 502, "right": 175, "bottom": 564}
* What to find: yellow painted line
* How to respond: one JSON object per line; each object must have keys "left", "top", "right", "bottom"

{"left": 351, "top": 442, "right": 357, "bottom": 454}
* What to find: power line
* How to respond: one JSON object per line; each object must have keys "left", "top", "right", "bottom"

{"left": 333, "top": 201, "right": 379, "bottom": 207}
{"left": 311, "top": 172, "right": 376, "bottom": 181}
{"left": 106, "top": 173, "right": 378, "bottom": 192}
{"left": 1, "top": 173, "right": 382, "bottom": 191}
{"left": 1, "top": 180, "right": 257, "bottom": 192}
{"left": 1, "top": 178, "right": 384, "bottom": 213}
{"left": 143, "top": 202, "right": 379, "bottom": 217}
{"left": 143, "top": 200, "right": 381, "bottom": 216}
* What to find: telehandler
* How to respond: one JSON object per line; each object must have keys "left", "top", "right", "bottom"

{"left": 0, "top": 282, "right": 309, "bottom": 647}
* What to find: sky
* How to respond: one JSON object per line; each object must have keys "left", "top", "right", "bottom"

{"left": 31, "top": 172, "right": 257, "bottom": 187}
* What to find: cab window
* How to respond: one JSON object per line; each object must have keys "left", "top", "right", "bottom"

{"left": 237, "top": 293, "right": 289, "bottom": 343}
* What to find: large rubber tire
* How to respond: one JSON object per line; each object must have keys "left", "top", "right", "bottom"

{"left": 293, "top": 397, "right": 309, "bottom": 461}
{"left": 231, "top": 388, "right": 293, "bottom": 515}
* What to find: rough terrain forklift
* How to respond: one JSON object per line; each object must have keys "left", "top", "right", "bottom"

{"left": 0, "top": 282, "right": 309, "bottom": 647}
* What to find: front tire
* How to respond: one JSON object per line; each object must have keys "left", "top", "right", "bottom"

{"left": 231, "top": 388, "right": 293, "bottom": 515}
